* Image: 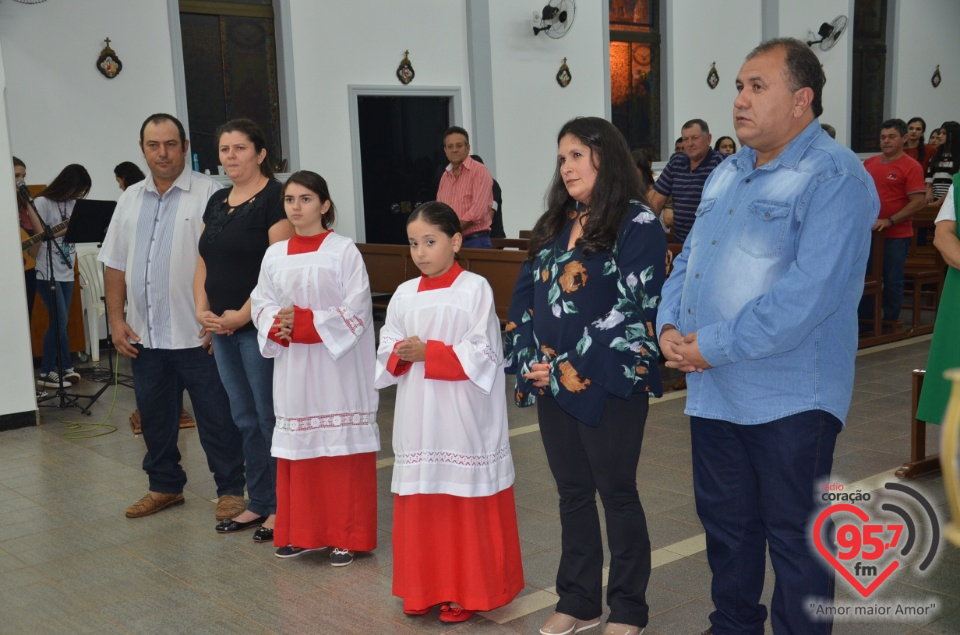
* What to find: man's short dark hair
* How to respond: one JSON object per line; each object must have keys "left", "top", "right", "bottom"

{"left": 12, "top": 156, "right": 25, "bottom": 169}
{"left": 682, "top": 119, "right": 710, "bottom": 135}
{"left": 443, "top": 126, "right": 470, "bottom": 146}
{"left": 139, "top": 113, "right": 187, "bottom": 146}
{"left": 880, "top": 118, "right": 907, "bottom": 136}
{"left": 747, "top": 37, "right": 825, "bottom": 118}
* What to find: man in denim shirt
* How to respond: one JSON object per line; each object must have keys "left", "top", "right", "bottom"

{"left": 658, "top": 39, "right": 879, "bottom": 635}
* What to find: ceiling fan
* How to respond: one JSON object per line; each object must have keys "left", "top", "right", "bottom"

{"left": 806, "top": 15, "right": 848, "bottom": 51}
{"left": 533, "top": 0, "right": 576, "bottom": 39}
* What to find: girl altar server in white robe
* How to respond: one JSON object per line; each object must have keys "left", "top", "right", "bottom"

{"left": 375, "top": 202, "right": 523, "bottom": 623}
{"left": 251, "top": 171, "right": 379, "bottom": 566}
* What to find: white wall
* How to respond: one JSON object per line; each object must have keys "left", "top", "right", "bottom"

{"left": 888, "top": 0, "right": 960, "bottom": 131}
{"left": 486, "top": 2, "right": 608, "bottom": 236}
{"left": 0, "top": 41, "right": 42, "bottom": 418}
{"left": 665, "top": 0, "right": 762, "bottom": 153}
{"left": 285, "top": 0, "right": 471, "bottom": 240}
{"left": 773, "top": 0, "right": 854, "bottom": 144}
{"left": 0, "top": 1, "right": 177, "bottom": 199}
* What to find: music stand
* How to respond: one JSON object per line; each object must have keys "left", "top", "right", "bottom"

{"left": 62, "top": 200, "right": 128, "bottom": 409}
{"left": 64, "top": 199, "right": 116, "bottom": 244}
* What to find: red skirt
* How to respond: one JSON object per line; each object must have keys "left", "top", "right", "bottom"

{"left": 274, "top": 453, "right": 377, "bottom": 551}
{"left": 392, "top": 487, "right": 524, "bottom": 612}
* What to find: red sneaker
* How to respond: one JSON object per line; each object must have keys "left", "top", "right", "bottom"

{"left": 403, "top": 607, "right": 430, "bottom": 616}
{"left": 439, "top": 604, "right": 475, "bottom": 623}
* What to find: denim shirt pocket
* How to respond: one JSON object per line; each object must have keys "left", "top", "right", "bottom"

{"left": 688, "top": 198, "right": 716, "bottom": 248}
{"left": 736, "top": 200, "right": 791, "bottom": 258}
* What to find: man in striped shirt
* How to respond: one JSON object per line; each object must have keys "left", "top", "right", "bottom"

{"left": 649, "top": 119, "right": 726, "bottom": 243}
{"left": 437, "top": 126, "right": 494, "bottom": 248}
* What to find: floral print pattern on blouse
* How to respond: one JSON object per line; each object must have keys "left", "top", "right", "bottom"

{"left": 505, "top": 202, "right": 666, "bottom": 426}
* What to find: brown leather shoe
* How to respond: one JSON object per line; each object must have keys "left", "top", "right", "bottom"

{"left": 131, "top": 409, "right": 194, "bottom": 434}
{"left": 216, "top": 495, "right": 246, "bottom": 520}
{"left": 125, "top": 492, "right": 185, "bottom": 518}
{"left": 540, "top": 612, "right": 601, "bottom": 635}
{"left": 178, "top": 408, "right": 196, "bottom": 429}
{"left": 129, "top": 410, "right": 142, "bottom": 435}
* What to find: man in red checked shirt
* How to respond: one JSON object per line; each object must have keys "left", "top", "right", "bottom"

{"left": 860, "top": 118, "right": 927, "bottom": 324}
{"left": 436, "top": 126, "right": 494, "bottom": 248}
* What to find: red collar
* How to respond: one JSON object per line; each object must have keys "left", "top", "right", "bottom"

{"left": 287, "top": 231, "right": 331, "bottom": 255}
{"left": 418, "top": 261, "right": 464, "bottom": 291}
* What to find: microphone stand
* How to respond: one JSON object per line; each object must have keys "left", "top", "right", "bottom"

{"left": 29, "top": 197, "right": 93, "bottom": 415}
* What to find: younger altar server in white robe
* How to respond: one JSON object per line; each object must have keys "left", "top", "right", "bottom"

{"left": 251, "top": 171, "right": 379, "bottom": 567}
{"left": 375, "top": 202, "right": 523, "bottom": 623}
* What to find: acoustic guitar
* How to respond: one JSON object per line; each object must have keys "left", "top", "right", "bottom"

{"left": 21, "top": 219, "right": 69, "bottom": 270}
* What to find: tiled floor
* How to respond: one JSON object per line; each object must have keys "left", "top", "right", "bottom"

{"left": 7, "top": 335, "right": 957, "bottom": 634}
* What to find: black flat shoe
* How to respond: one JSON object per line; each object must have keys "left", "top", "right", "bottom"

{"left": 215, "top": 515, "right": 267, "bottom": 533}
{"left": 252, "top": 526, "right": 274, "bottom": 543}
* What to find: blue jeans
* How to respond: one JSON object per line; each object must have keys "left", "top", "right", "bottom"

{"left": 131, "top": 344, "right": 245, "bottom": 496}
{"left": 36, "top": 280, "right": 73, "bottom": 373}
{"left": 692, "top": 411, "right": 841, "bottom": 635}
{"left": 881, "top": 236, "right": 910, "bottom": 322}
{"left": 462, "top": 233, "right": 493, "bottom": 249}
{"left": 858, "top": 236, "right": 910, "bottom": 323}
{"left": 213, "top": 330, "right": 277, "bottom": 516}
{"left": 538, "top": 393, "right": 651, "bottom": 627}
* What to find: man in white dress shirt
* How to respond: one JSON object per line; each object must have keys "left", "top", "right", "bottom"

{"left": 100, "top": 113, "right": 246, "bottom": 520}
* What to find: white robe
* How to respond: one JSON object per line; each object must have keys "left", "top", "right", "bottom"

{"left": 251, "top": 232, "right": 380, "bottom": 460}
{"left": 375, "top": 270, "right": 515, "bottom": 498}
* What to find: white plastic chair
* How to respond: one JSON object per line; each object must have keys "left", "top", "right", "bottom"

{"left": 77, "top": 247, "right": 106, "bottom": 363}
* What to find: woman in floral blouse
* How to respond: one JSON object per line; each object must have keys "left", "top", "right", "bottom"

{"left": 506, "top": 116, "right": 666, "bottom": 635}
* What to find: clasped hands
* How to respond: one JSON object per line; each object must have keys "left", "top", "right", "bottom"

{"left": 523, "top": 362, "right": 551, "bottom": 388}
{"left": 659, "top": 326, "right": 711, "bottom": 373}
{"left": 268, "top": 306, "right": 296, "bottom": 343}
{"left": 394, "top": 336, "right": 427, "bottom": 362}
{"left": 198, "top": 309, "right": 248, "bottom": 336}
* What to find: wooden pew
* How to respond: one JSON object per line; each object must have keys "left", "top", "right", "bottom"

{"left": 458, "top": 248, "right": 527, "bottom": 323}
{"left": 354, "top": 243, "right": 418, "bottom": 310}
{"left": 356, "top": 243, "right": 527, "bottom": 324}
{"left": 903, "top": 208, "right": 945, "bottom": 336}
{"left": 895, "top": 369, "right": 941, "bottom": 479}
{"left": 492, "top": 238, "right": 529, "bottom": 251}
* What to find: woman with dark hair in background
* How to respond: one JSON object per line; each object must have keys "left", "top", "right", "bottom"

{"left": 34, "top": 163, "right": 91, "bottom": 388}
{"left": 714, "top": 135, "right": 737, "bottom": 155}
{"left": 507, "top": 117, "right": 666, "bottom": 635}
{"left": 195, "top": 118, "right": 293, "bottom": 539}
{"left": 929, "top": 127, "right": 945, "bottom": 147}
{"left": 13, "top": 157, "right": 46, "bottom": 400}
{"left": 905, "top": 117, "right": 937, "bottom": 174}
{"left": 926, "top": 121, "right": 960, "bottom": 210}
{"left": 13, "top": 157, "right": 42, "bottom": 321}
{"left": 114, "top": 161, "right": 145, "bottom": 191}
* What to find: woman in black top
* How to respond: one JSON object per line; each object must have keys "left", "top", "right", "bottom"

{"left": 195, "top": 119, "right": 293, "bottom": 539}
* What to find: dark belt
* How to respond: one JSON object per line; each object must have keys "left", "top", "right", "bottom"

{"left": 464, "top": 230, "right": 490, "bottom": 239}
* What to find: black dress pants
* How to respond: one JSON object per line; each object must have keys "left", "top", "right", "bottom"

{"left": 537, "top": 392, "right": 651, "bottom": 628}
